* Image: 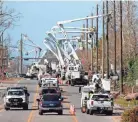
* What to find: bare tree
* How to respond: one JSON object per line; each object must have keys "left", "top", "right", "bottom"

{"left": 0, "top": 1, "right": 22, "bottom": 37}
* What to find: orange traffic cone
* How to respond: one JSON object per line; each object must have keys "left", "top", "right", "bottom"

{"left": 72, "top": 105, "right": 75, "bottom": 115}
{"left": 69, "top": 105, "right": 72, "bottom": 114}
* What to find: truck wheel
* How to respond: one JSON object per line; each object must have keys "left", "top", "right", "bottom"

{"left": 86, "top": 108, "right": 89, "bottom": 114}
{"left": 5, "top": 106, "right": 10, "bottom": 111}
{"left": 71, "top": 81, "right": 74, "bottom": 86}
{"left": 89, "top": 110, "right": 93, "bottom": 115}
{"left": 39, "top": 110, "right": 43, "bottom": 115}
{"left": 106, "top": 111, "right": 113, "bottom": 115}
{"left": 23, "top": 104, "right": 28, "bottom": 110}
{"left": 58, "top": 110, "right": 63, "bottom": 115}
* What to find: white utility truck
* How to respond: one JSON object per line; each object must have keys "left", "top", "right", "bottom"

{"left": 81, "top": 86, "right": 94, "bottom": 113}
{"left": 41, "top": 78, "right": 59, "bottom": 87}
{"left": 86, "top": 93, "right": 113, "bottom": 115}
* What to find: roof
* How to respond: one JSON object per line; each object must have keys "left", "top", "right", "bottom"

{"left": 7, "top": 86, "right": 27, "bottom": 90}
{"left": 42, "top": 93, "right": 60, "bottom": 97}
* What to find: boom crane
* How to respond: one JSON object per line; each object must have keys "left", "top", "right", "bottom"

{"left": 54, "top": 13, "right": 111, "bottom": 84}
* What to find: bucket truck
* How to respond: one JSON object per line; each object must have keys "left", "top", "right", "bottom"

{"left": 51, "top": 13, "right": 111, "bottom": 86}
{"left": 46, "top": 30, "right": 87, "bottom": 85}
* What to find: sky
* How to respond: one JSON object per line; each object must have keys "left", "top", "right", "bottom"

{"left": 4, "top": 1, "right": 102, "bottom": 64}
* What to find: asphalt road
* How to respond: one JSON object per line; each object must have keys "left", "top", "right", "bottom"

{"left": 0, "top": 79, "right": 121, "bottom": 122}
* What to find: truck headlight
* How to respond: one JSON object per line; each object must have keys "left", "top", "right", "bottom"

{"left": 22, "top": 98, "right": 26, "bottom": 102}
{"left": 5, "top": 98, "right": 10, "bottom": 103}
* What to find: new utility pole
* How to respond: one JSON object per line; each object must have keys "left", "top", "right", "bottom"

{"left": 20, "top": 34, "right": 23, "bottom": 74}
{"left": 91, "top": 13, "right": 93, "bottom": 72}
{"left": 106, "top": 1, "right": 109, "bottom": 79}
{"left": 96, "top": 4, "right": 99, "bottom": 73}
{"left": 102, "top": 1, "right": 105, "bottom": 78}
{"left": 120, "top": 1, "right": 123, "bottom": 94}
{"left": 86, "top": 17, "right": 88, "bottom": 60}
{"left": 114, "top": 0, "right": 116, "bottom": 74}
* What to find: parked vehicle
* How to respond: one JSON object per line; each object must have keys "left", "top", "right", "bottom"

{"left": 86, "top": 93, "right": 113, "bottom": 115}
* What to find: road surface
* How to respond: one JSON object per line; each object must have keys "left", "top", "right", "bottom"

{"left": 0, "top": 79, "right": 122, "bottom": 122}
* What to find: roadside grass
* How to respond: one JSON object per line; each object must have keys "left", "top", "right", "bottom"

{"left": 115, "top": 97, "right": 138, "bottom": 108}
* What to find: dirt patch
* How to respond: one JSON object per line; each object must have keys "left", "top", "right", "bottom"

{"left": 113, "top": 116, "right": 122, "bottom": 122}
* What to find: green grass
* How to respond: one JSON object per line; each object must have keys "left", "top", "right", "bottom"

{"left": 115, "top": 98, "right": 138, "bottom": 108}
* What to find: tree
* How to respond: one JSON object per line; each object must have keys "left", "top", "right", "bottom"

{"left": 108, "top": 1, "right": 138, "bottom": 69}
{"left": 0, "top": 1, "right": 22, "bottom": 37}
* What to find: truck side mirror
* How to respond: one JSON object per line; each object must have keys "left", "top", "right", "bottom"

{"left": 59, "top": 97, "right": 63, "bottom": 101}
{"left": 111, "top": 98, "right": 113, "bottom": 101}
{"left": 84, "top": 97, "right": 88, "bottom": 100}
{"left": 36, "top": 98, "right": 40, "bottom": 102}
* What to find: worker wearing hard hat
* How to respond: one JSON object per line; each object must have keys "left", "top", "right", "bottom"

{"left": 88, "top": 91, "right": 94, "bottom": 99}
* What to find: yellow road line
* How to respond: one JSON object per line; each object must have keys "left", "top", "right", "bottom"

{"left": 62, "top": 85, "right": 78, "bottom": 122}
{"left": 27, "top": 85, "right": 39, "bottom": 122}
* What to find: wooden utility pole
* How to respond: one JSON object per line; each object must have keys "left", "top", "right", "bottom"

{"left": 96, "top": 4, "right": 99, "bottom": 73}
{"left": 106, "top": 1, "right": 109, "bottom": 79}
{"left": 102, "top": 1, "right": 105, "bottom": 78}
{"left": 86, "top": 17, "right": 88, "bottom": 60}
{"left": 91, "top": 13, "right": 93, "bottom": 72}
{"left": 20, "top": 34, "right": 23, "bottom": 74}
{"left": 120, "top": 1, "right": 123, "bottom": 94}
{"left": 114, "top": 1, "right": 117, "bottom": 74}
{"left": 1, "top": 32, "right": 3, "bottom": 75}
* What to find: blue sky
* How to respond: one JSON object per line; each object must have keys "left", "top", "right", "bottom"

{"left": 4, "top": 1, "right": 102, "bottom": 63}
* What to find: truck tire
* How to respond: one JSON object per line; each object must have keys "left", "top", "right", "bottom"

{"left": 106, "top": 111, "right": 113, "bottom": 115}
{"left": 89, "top": 109, "right": 94, "bottom": 115}
{"left": 86, "top": 108, "right": 89, "bottom": 114}
{"left": 5, "top": 106, "right": 10, "bottom": 111}
{"left": 23, "top": 104, "right": 28, "bottom": 110}
{"left": 58, "top": 110, "right": 63, "bottom": 115}
{"left": 71, "top": 80, "right": 74, "bottom": 86}
{"left": 39, "top": 110, "right": 43, "bottom": 115}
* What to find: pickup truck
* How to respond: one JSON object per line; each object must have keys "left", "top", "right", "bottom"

{"left": 37, "top": 94, "right": 63, "bottom": 115}
{"left": 86, "top": 93, "right": 113, "bottom": 115}
{"left": 4, "top": 89, "right": 29, "bottom": 110}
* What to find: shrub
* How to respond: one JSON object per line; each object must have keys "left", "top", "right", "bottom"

{"left": 121, "top": 107, "right": 138, "bottom": 122}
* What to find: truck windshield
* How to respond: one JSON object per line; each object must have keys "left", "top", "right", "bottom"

{"left": 42, "top": 89, "right": 57, "bottom": 94}
{"left": 92, "top": 95, "right": 109, "bottom": 99}
{"left": 8, "top": 91, "right": 24, "bottom": 96}
{"left": 42, "top": 95, "right": 59, "bottom": 101}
